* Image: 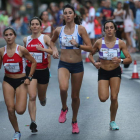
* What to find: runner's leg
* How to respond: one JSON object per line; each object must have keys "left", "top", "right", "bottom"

{"left": 110, "top": 77, "right": 121, "bottom": 121}
{"left": 71, "top": 72, "right": 84, "bottom": 122}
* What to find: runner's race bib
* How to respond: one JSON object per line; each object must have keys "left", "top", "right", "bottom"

{"left": 4, "top": 63, "right": 20, "bottom": 73}
{"left": 103, "top": 49, "right": 117, "bottom": 60}
{"left": 30, "top": 52, "right": 43, "bottom": 63}
{"left": 62, "top": 36, "right": 76, "bottom": 46}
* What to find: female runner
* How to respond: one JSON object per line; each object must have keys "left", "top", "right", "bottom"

{"left": 0, "top": 27, "right": 36, "bottom": 140}
{"left": 23, "top": 17, "right": 53, "bottom": 133}
{"left": 50, "top": 4, "right": 92, "bottom": 134}
{"left": 40, "top": 11, "right": 54, "bottom": 77}
{"left": 89, "top": 20, "right": 132, "bottom": 130}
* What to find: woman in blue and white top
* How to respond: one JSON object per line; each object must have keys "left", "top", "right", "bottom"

{"left": 50, "top": 4, "right": 92, "bottom": 134}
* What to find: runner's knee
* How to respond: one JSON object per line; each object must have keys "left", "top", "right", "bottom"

{"left": 60, "top": 86, "right": 68, "bottom": 94}
{"left": 111, "top": 95, "right": 118, "bottom": 102}
{"left": 29, "top": 94, "right": 36, "bottom": 101}
{"left": 99, "top": 96, "right": 109, "bottom": 102}
{"left": 7, "top": 106, "right": 15, "bottom": 115}
{"left": 16, "top": 109, "right": 26, "bottom": 115}
{"left": 71, "top": 94, "right": 79, "bottom": 101}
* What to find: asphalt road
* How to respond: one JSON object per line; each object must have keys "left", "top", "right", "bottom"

{"left": 0, "top": 57, "right": 140, "bottom": 140}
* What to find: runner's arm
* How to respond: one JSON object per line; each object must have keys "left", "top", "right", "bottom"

{"left": 41, "top": 35, "right": 53, "bottom": 55}
{"left": 20, "top": 46, "right": 37, "bottom": 77}
{"left": 88, "top": 39, "right": 100, "bottom": 65}
{"left": 23, "top": 37, "right": 27, "bottom": 48}
{"left": 50, "top": 27, "right": 60, "bottom": 59}
{"left": 119, "top": 40, "right": 132, "bottom": 64}
{"left": 77, "top": 25, "right": 92, "bottom": 52}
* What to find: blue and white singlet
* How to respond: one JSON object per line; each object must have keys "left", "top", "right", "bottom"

{"left": 59, "top": 24, "right": 83, "bottom": 49}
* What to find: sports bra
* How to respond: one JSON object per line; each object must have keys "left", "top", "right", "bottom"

{"left": 42, "top": 22, "right": 51, "bottom": 34}
{"left": 59, "top": 24, "right": 83, "bottom": 49}
{"left": 99, "top": 37, "right": 120, "bottom": 60}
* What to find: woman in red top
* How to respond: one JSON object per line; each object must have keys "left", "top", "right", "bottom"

{"left": 0, "top": 27, "right": 36, "bottom": 140}
{"left": 40, "top": 11, "right": 53, "bottom": 77}
{"left": 23, "top": 17, "right": 53, "bottom": 133}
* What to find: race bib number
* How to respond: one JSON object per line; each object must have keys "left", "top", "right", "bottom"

{"left": 30, "top": 52, "right": 43, "bottom": 63}
{"left": 4, "top": 63, "right": 20, "bottom": 73}
{"left": 103, "top": 49, "right": 117, "bottom": 59}
{"left": 62, "top": 36, "right": 76, "bottom": 47}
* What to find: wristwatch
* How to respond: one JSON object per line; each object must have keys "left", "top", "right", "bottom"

{"left": 121, "top": 59, "right": 123, "bottom": 64}
{"left": 77, "top": 44, "right": 80, "bottom": 48}
{"left": 27, "top": 76, "right": 32, "bottom": 81}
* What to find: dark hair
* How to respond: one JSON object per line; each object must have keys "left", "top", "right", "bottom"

{"left": 63, "top": 4, "right": 82, "bottom": 25}
{"left": 123, "top": 3, "right": 130, "bottom": 19}
{"left": 3, "top": 27, "right": 17, "bottom": 36}
{"left": 103, "top": 20, "right": 118, "bottom": 31}
{"left": 117, "top": 1, "right": 122, "bottom": 6}
{"left": 39, "top": 11, "right": 48, "bottom": 20}
{"left": 29, "top": 17, "right": 42, "bottom": 26}
{"left": 85, "top": 0, "right": 93, "bottom": 5}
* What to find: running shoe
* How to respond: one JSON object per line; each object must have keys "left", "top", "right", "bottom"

{"left": 49, "top": 71, "right": 52, "bottom": 78}
{"left": 30, "top": 122, "right": 38, "bottom": 133}
{"left": 110, "top": 121, "right": 119, "bottom": 130}
{"left": 40, "top": 98, "right": 47, "bottom": 106}
{"left": 12, "top": 132, "right": 21, "bottom": 140}
{"left": 72, "top": 122, "right": 79, "bottom": 134}
{"left": 58, "top": 107, "right": 68, "bottom": 123}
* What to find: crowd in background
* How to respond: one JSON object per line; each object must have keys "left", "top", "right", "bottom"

{"left": 0, "top": 0, "right": 140, "bottom": 53}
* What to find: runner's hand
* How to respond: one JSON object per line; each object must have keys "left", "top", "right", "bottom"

{"left": 53, "top": 50, "right": 59, "bottom": 59}
{"left": 94, "top": 62, "right": 101, "bottom": 69}
{"left": 36, "top": 44, "right": 43, "bottom": 51}
{"left": 112, "top": 57, "right": 121, "bottom": 64}
{"left": 69, "top": 37, "right": 78, "bottom": 47}
{"left": 24, "top": 79, "right": 30, "bottom": 85}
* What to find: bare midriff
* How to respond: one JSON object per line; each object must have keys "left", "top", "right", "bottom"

{"left": 100, "top": 59, "right": 120, "bottom": 71}
{"left": 60, "top": 49, "right": 82, "bottom": 63}
{"left": 5, "top": 73, "right": 26, "bottom": 79}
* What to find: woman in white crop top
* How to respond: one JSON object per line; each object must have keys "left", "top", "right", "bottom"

{"left": 0, "top": 27, "right": 36, "bottom": 140}
{"left": 50, "top": 4, "right": 92, "bottom": 134}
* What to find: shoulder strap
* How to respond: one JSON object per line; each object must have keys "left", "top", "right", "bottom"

{"left": 102, "top": 37, "right": 105, "bottom": 44}
{"left": 59, "top": 26, "right": 64, "bottom": 36}
{"left": 15, "top": 45, "right": 19, "bottom": 54}
{"left": 3, "top": 45, "right": 7, "bottom": 55}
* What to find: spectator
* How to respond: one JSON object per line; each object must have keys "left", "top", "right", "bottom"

{"left": 21, "top": 16, "right": 29, "bottom": 35}
{"left": 114, "top": 1, "right": 124, "bottom": 39}
{"left": 97, "top": 0, "right": 105, "bottom": 13}
{"left": 135, "top": 1, "right": 140, "bottom": 51}
{"left": 129, "top": 0, "right": 136, "bottom": 18}
{"left": 85, "top": 0, "right": 95, "bottom": 45}
{"left": 56, "top": 2, "right": 64, "bottom": 26}
{"left": 100, "top": 0, "right": 114, "bottom": 25}
{"left": 12, "top": 17, "right": 22, "bottom": 38}
{"left": 81, "top": 8, "right": 90, "bottom": 35}
{"left": 123, "top": 3, "right": 135, "bottom": 52}
{"left": 94, "top": 12, "right": 102, "bottom": 40}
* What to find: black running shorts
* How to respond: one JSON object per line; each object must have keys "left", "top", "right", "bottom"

{"left": 26, "top": 66, "right": 49, "bottom": 84}
{"left": 98, "top": 66, "right": 121, "bottom": 81}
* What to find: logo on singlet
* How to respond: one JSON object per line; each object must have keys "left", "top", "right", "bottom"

{"left": 7, "top": 59, "right": 14, "bottom": 62}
